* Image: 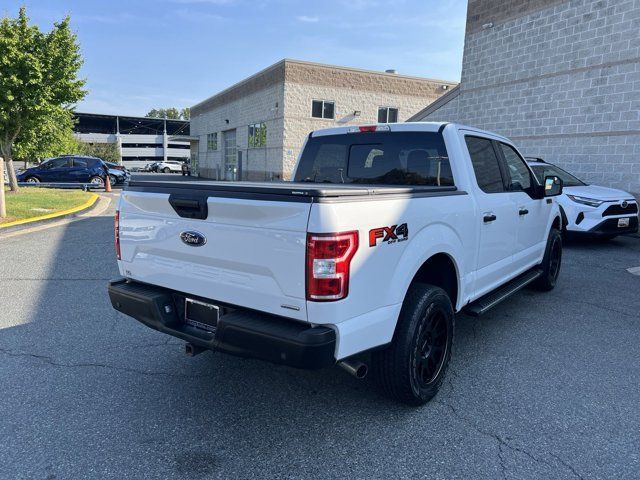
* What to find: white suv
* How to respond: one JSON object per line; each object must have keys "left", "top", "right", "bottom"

{"left": 156, "top": 161, "right": 184, "bottom": 173}
{"left": 527, "top": 158, "right": 638, "bottom": 238}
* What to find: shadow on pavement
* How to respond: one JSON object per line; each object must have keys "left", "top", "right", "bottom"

{"left": 0, "top": 212, "right": 639, "bottom": 479}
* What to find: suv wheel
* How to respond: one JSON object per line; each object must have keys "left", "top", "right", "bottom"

{"left": 533, "top": 228, "right": 562, "bottom": 291}
{"left": 373, "top": 284, "right": 454, "bottom": 405}
{"left": 109, "top": 174, "right": 118, "bottom": 185}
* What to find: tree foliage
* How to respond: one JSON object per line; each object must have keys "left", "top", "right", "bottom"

{"left": 0, "top": 7, "right": 86, "bottom": 191}
{"left": 146, "top": 107, "right": 190, "bottom": 120}
{"left": 77, "top": 142, "right": 121, "bottom": 164}
{"left": 12, "top": 109, "right": 79, "bottom": 162}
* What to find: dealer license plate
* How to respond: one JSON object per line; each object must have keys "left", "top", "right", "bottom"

{"left": 618, "top": 218, "right": 630, "bottom": 228}
{"left": 184, "top": 298, "right": 220, "bottom": 332}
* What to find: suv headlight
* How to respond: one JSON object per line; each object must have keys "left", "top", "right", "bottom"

{"left": 567, "top": 195, "right": 604, "bottom": 207}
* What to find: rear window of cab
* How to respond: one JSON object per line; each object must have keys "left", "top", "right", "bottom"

{"left": 294, "top": 131, "right": 454, "bottom": 186}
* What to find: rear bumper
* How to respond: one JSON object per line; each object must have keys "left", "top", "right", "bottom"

{"left": 107, "top": 279, "right": 336, "bottom": 369}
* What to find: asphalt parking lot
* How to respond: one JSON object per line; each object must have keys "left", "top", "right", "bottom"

{"left": 0, "top": 190, "right": 639, "bottom": 479}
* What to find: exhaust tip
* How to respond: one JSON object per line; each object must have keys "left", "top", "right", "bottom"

{"left": 354, "top": 363, "right": 368, "bottom": 379}
{"left": 339, "top": 359, "right": 368, "bottom": 379}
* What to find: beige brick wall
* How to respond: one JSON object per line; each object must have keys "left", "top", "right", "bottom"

{"left": 418, "top": 0, "right": 640, "bottom": 195}
{"left": 191, "top": 82, "right": 285, "bottom": 179}
{"left": 191, "top": 59, "right": 456, "bottom": 180}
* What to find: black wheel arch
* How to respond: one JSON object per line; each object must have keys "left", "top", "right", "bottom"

{"left": 407, "top": 253, "right": 459, "bottom": 312}
{"left": 557, "top": 207, "right": 567, "bottom": 231}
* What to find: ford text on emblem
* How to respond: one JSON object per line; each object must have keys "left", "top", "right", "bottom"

{"left": 180, "top": 231, "right": 206, "bottom": 247}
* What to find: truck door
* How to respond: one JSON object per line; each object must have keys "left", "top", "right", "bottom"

{"left": 463, "top": 135, "right": 518, "bottom": 298}
{"left": 497, "top": 142, "right": 549, "bottom": 269}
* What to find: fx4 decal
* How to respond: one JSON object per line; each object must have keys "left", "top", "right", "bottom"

{"left": 369, "top": 223, "right": 409, "bottom": 247}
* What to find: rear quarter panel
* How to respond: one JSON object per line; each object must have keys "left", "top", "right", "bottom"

{"left": 307, "top": 193, "right": 477, "bottom": 357}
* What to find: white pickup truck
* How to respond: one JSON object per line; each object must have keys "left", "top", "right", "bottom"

{"left": 108, "top": 122, "right": 564, "bottom": 405}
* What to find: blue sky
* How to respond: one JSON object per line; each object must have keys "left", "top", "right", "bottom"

{"left": 3, "top": 0, "right": 467, "bottom": 117}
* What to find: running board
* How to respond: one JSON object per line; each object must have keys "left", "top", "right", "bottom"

{"left": 464, "top": 269, "right": 543, "bottom": 317}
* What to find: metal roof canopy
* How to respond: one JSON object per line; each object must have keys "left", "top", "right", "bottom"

{"left": 73, "top": 112, "right": 190, "bottom": 136}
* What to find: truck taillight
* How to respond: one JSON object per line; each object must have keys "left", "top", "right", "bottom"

{"left": 306, "top": 231, "right": 358, "bottom": 301}
{"left": 114, "top": 210, "right": 121, "bottom": 260}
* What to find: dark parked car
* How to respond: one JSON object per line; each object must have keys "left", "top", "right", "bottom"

{"left": 105, "top": 161, "right": 129, "bottom": 174}
{"left": 104, "top": 161, "right": 131, "bottom": 183}
{"left": 16, "top": 155, "right": 118, "bottom": 186}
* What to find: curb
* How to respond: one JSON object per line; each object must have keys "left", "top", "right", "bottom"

{"left": 0, "top": 193, "right": 99, "bottom": 231}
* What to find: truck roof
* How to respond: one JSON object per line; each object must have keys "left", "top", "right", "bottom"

{"left": 310, "top": 122, "right": 511, "bottom": 143}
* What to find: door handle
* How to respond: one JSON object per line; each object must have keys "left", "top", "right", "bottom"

{"left": 483, "top": 213, "right": 497, "bottom": 223}
{"left": 519, "top": 208, "right": 529, "bottom": 216}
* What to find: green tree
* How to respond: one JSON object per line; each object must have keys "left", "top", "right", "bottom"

{"left": 146, "top": 107, "right": 190, "bottom": 120}
{"left": 12, "top": 109, "right": 80, "bottom": 166}
{"left": 77, "top": 142, "right": 121, "bottom": 164}
{"left": 0, "top": 7, "right": 86, "bottom": 192}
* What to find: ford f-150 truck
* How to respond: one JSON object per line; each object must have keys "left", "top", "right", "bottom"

{"left": 108, "top": 122, "right": 563, "bottom": 405}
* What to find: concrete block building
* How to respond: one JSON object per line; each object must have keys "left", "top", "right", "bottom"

{"left": 190, "top": 59, "right": 457, "bottom": 180}
{"left": 411, "top": 0, "right": 640, "bottom": 196}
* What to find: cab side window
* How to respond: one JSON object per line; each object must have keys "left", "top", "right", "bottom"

{"left": 499, "top": 143, "right": 531, "bottom": 191}
{"left": 465, "top": 136, "right": 505, "bottom": 193}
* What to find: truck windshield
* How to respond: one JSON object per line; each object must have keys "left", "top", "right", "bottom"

{"left": 294, "top": 132, "right": 453, "bottom": 186}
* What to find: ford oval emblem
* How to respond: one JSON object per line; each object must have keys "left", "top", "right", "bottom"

{"left": 180, "top": 231, "right": 206, "bottom": 247}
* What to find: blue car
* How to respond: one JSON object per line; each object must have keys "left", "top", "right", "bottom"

{"left": 17, "top": 155, "right": 118, "bottom": 186}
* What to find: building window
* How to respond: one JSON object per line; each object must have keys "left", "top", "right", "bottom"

{"left": 311, "top": 100, "right": 335, "bottom": 119}
{"left": 378, "top": 107, "right": 399, "bottom": 123}
{"left": 248, "top": 122, "right": 267, "bottom": 148}
{"left": 207, "top": 133, "right": 218, "bottom": 150}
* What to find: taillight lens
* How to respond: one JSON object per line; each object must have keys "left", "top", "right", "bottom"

{"left": 114, "top": 210, "right": 121, "bottom": 260}
{"left": 306, "top": 231, "right": 358, "bottom": 301}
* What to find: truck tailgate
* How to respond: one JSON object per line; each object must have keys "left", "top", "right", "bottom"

{"left": 117, "top": 189, "right": 311, "bottom": 321}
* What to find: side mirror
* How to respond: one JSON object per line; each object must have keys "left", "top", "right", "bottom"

{"left": 544, "top": 175, "right": 563, "bottom": 197}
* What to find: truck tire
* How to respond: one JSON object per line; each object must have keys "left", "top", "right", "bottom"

{"left": 373, "top": 284, "right": 454, "bottom": 406}
{"left": 533, "top": 228, "right": 562, "bottom": 291}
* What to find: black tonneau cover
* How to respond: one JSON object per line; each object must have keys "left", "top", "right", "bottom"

{"left": 126, "top": 180, "right": 462, "bottom": 202}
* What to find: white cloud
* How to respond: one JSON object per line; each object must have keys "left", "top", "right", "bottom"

{"left": 296, "top": 15, "right": 319, "bottom": 23}
{"left": 173, "top": 9, "right": 227, "bottom": 22}
{"left": 73, "top": 13, "right": 135, "bottom": 25}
